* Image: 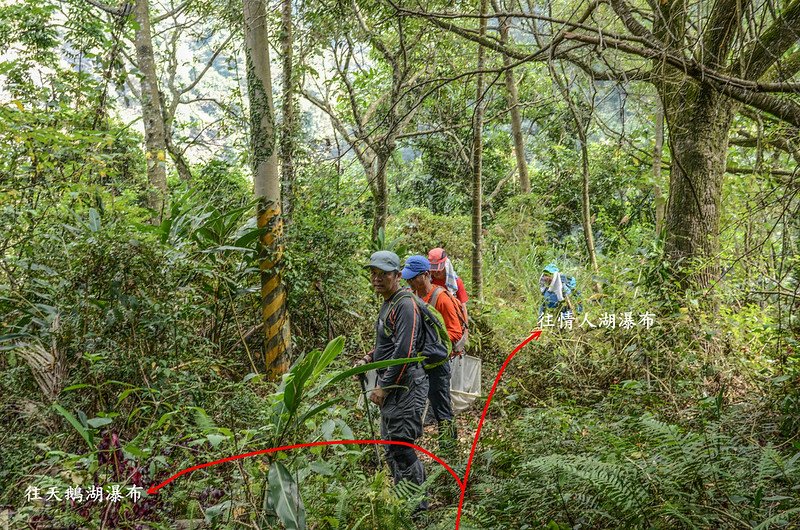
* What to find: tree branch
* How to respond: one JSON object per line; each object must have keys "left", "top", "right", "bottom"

{"left": 567, "top": 53, "right": 651, "bottom": 81}
{"left": 180, "top": 33, "right": 234, "bottom": 95}
{"left": 302, "top": 89, "right": 358, "bottom": 146}
{"left": 700, "top": 0, "right": 750, "bottom": 68}
{"left": 563, "top": 31, "right": 800, "bottom": 92}
{"left": 180, "top": 97, "right": 241, "bottom": 119}
{"left": 738, "top": 0, "right": 800, "bottom": 79}
{"left": 334, "top": 39, "right": 366, "bottom": 136}
{"left": 152, "top": 0, "right": 190, "bottom": 24}
{"left": 352, "top": 0, "right": 395, "bottom": 66}
{"left": 563, "top": 31, "right": 800, "bottom": 126}
{"left": 485, "top": 167, "right": 516, "bottom": 205}
{"left": 83, "top": 0, "right": 129, "bottom": 16}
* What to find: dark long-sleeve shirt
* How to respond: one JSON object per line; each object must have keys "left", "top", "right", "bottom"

{"left": 373, "top": 289, "right": 422, "bottom": 388}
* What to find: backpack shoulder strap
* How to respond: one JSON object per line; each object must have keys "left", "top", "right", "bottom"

{"left": 383, "top": 291, "right": 415, "bottom": 329}
{"left": 437, "top": 286, "right": 468, "bottom": 328}
{"left": 429, "top": 287, "right": 444, "bottom": 309}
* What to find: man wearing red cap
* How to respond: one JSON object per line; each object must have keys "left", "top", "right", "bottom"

{"left": 428, "top": 248, "right": 469, "bottom": 316}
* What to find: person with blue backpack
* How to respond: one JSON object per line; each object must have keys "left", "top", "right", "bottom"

{"left": 538, "top": 263, "right": 581, "bottom": 319}
{"left": 354, "top": 250, "right": 448, "bottom": 513}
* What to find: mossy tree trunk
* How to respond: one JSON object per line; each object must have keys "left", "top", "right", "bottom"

{"left": 243, "top": 0, "right": 291, "bottom": 378}
{"left": 279, "top": 0, "right": 297, "bottom": 225}
{"left": 471, "top": 0, "right": 488, "bottom": 300}
{"left": 660, "top": 85, "right": 736, "bottom": 293}
{"left": 133, "top": 0, "right": 168, "bottom": 219}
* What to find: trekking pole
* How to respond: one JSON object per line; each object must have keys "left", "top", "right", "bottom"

{"left": 358, "top": 373, "right": 382, "bottom": 463}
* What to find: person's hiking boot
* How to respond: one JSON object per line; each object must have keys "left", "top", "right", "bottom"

{"left": 411, "top": 499, "right": 429, "bottom": 518}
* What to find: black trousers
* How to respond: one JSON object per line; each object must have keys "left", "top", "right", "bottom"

{"left": 426, "top": 360, "right": 453, "bottom": 423}
{"left": 379, "top": 366, "right": 428, "bottom": 492}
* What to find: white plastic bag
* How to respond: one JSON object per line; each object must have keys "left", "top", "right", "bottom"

{"left": 450, "top": 354, "right": 481, "bottom": 413}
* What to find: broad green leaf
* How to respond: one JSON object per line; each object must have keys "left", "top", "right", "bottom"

{"left": 307, "top": 357, "right": 424, "bottom": 399}
{"left": 53, "top": 404, "right": 93, "bottom": 449}
{"left": 201, "top": 245, "right": 255, "bottom": 254}
{"left": 268, "top": 461, "right": 307, "bottom": 530}
{"left": 86, "top": 417, "right": 112, "bottom": 428}
{"left": 297, "top": 397, "right": 343, "bottom": 426}
{"left": 283, "top": 349, "right": 322, "bottom": 415}
{"left": 204, "top": 500, "right": 232, "bottom": 525}
{"left": 310, "top": 461, "right": 335, "bottom": 476}
{"left": 307, "top": 336, "right": 345, "bottom": 387}
{"left": 62, "top": 383, "right": 94, "bottom": 392}
{"left": 207, "top": 434, "right": 227, "bottom": 448}
{"left": 233, "top": 228, "right": 261, "bottom": 249}
{"left": 123, "top": 443, "right": 148, "bottom": 458}
{"left": 88, "top": 208, "right": 100, "bottom": 232}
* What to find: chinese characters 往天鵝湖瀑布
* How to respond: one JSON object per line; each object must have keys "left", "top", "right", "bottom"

{"left": 537, "top": 311, "right": 656, "bottom": 330}
{"left": 24, "top": 484, "right": 144, "bottom": 504}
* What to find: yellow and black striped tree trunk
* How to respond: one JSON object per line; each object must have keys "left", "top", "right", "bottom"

{"left": 258, "top": 201, "right": 291, "bottom": 377}
{"left": 243, "top": 0, "right": 291, "bottom": 378}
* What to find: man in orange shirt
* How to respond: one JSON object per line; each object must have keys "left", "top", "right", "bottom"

{"left": 402, "top": 255, "right": 461, "bottom": 451}
{"left": 428, "top": 247, "right": 468, "bottom": 319}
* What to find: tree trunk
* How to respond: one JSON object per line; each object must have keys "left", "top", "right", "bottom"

{"left": 166, "top": 136, "right": 193, "bottom": 182}
{"left": 662, "top": 83, "right": 737, "bottom": 293}
{"left": 371, "top": 149, "right": 390, "bottom": 242}
{"left": 133, "top": 0, "right": 168, "bottom": 218}
{"left": 279, "top": 0, "right": 297, "bottom": 224}
{"left": 243, "top": 0, "right": 291, "bottom": 378}
{"left": 653, "top": 99, "right": 665, "bottom": 236}
{"left": 496, "top": 7, "right": 530, "bottom": 194}
{"left": 471, "top": 0, "right": 488, "bottom": 300}
{"left": 578, "top": 128, "right": 599, "bottom": 274}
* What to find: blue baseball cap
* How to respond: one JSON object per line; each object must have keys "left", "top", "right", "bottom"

{"left": 543, "top": 263, "right": 559, "bottom": 274}
{"left": 401, "top": 255, "right": 431, "bottom": 279}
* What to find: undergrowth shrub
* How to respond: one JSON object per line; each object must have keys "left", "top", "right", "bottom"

{"left": 283, "top": 167, "right": 373, "bottom": 354}
{"left": 473, "top": 406, "right": 800, "bottom": 529}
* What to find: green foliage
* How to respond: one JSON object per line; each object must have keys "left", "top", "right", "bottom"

{"left": 387, "top": 207, "right": 470, "bottom": 262}
{"left": 473, "top": 407, "right": 800, "bottom": 529}
{"left": 0, "top": 0, "right": 59, "bottom": 95}
{"left": 180, "top": 160, "right": 251, "bottom": 211}
{"left": 283, "top": 166, "right": 373, "bottom": 352}
{"left": 268, "top": 461, "right": 307, "bottom": 529}
{"left": 2, "top": 1, "right": 799, "bottom": 527}
{"left": 400, "top": 127, "right": 517, "bottom": 218}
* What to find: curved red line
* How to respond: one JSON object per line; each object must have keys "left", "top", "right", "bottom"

{"left": 147, "top": 439, "right": 463, "bottom": 494}
{"left": 455, "top": 329, "right": 541, "bottom": 528}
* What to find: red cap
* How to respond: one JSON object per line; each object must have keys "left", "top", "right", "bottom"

{"left": 428, "top": 248, "right": 447, "bottom": 271}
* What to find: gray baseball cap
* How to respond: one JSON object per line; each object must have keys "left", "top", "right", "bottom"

{"left": 364, "top": 250, "right": 400, "bottom": 272}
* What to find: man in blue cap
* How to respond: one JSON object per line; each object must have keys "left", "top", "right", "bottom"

{"left": 355, "top": 250, "right": 431, "bottom": 512}
{"left": 402, "top": 255, "right": 459, "bottom": 452}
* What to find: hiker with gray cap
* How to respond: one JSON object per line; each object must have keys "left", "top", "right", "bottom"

{"left": 354, "top": 250, "right": 432, "bottom": 512}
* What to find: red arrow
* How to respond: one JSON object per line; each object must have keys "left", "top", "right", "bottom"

{"left": 148, "top": 330, "right": 542, "bottom": 529}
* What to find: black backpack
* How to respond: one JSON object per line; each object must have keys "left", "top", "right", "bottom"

{"left": 384, "top": 291, "right": 449, "bottom": 368}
